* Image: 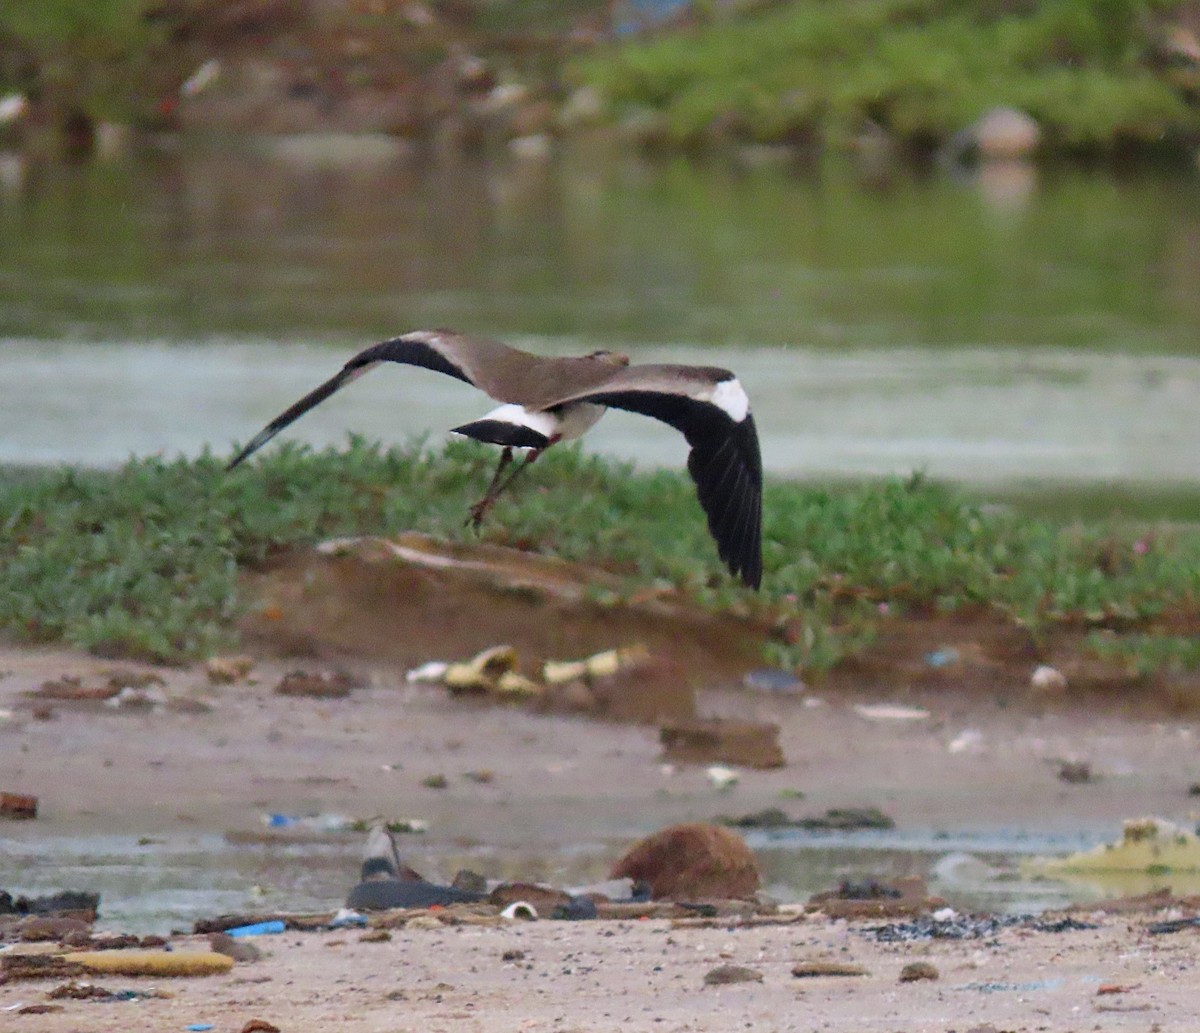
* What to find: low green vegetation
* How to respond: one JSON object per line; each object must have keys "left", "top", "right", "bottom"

{"left": 0, "top": 1, "right": 168, "bottom": 126}
{"left": 2, "top": 440, "right": 1198, "bottom": 675}
{"left": 574, "top": 0, "right": 1199, "bottom": 152}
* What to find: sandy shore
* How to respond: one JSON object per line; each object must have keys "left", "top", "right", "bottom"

{"left": 3, "top": 900, "right": 1200, "bottom": 1031}
{"left": 3, "top": 642, "right": 1200, "bottom": 1029}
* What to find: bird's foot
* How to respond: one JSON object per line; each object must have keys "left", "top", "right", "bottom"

{"left": 465, "top": 497, "right": 493, "bottom": 530}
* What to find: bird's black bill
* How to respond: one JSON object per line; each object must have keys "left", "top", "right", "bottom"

{"left": 226, "top": 369, "right": 352, "bottom": 470}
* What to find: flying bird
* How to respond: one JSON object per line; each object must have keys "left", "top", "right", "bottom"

{"left": 227, "top": 330, "right": 763, "bottom": 588}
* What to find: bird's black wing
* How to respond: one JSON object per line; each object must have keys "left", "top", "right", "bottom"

{"left": 547, "top": 370, "right": 762, "bottom": 589}
{"left": 226, "top": 332, "right": 476, "bottom": 470}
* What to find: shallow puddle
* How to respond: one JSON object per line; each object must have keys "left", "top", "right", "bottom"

{"left": 3, "top": 825, "right": 1191, "bottom": 935}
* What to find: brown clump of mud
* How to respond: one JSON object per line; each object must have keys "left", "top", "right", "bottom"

{"left": 610, "top": 822, "right": 761, "bottom": 901}
{"left": 239, "top": 534, "right": 765, "bottom": 687}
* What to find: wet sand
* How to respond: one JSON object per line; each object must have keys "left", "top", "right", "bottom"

{"left": 3, "top": 642, "right": 1200, "bottom": 1029}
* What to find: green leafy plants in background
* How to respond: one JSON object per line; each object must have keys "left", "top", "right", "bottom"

{"left": 0, "top": 1, "right": 167, "bottom": 126}
{"left": 574, "top": 0, "right": 1198, "bottom": 152}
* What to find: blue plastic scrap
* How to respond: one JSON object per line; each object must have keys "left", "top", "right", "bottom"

{"left": 226, "top": 920, "right": 286, "bottom": 937}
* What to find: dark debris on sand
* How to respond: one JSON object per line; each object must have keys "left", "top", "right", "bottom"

{"left": 863, "top": 913, "right": 1099, "bottom": 942}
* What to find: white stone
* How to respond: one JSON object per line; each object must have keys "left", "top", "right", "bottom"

{"left": 1030, "top": 664, "right": 1067, "bottom": 692}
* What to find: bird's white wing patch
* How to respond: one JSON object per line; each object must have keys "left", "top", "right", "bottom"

{"left": 481, "top": 403, "right": 563, "bottom": 439}
{"left": 699, "top": 378, "right": 750, "bottom": 423}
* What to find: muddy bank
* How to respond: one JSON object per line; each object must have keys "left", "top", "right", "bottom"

{"left": 238, "top": 534, "right": 763, "bottom": 685}
{"left": 237, "top": 535, "right": 1200, "bottom": 716}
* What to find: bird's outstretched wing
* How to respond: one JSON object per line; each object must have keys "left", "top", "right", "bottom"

{"left": 543, "top": 365, "right": 763, "bottom": 589}
{"left": 226, "top": 331, "right": 508, "bottom": 469}
{"left": 226, "top": 330, "right": 626, "bottom": 469}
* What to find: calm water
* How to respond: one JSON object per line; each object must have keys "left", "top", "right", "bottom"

{"left": 0, "top": 826, "right": 1147, "bottom": 934}
{"left": 2, "top": 140, "right": 1200, "bottom": 484}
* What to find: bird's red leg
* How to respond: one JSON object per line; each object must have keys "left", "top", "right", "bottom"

{"left": 465, "top": 447, "right": 542, "bottom": 529}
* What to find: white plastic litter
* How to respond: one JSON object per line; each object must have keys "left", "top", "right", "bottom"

{"left": 853, "top": 703, "right": 930, "bottom": 722}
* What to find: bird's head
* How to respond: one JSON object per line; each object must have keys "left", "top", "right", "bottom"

{"left": 586, "top": 349, "right": 631, "bottom": 367}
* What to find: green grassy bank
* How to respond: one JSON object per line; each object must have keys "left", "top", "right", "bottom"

{"left": 574, "top": 0, "right": 1200, "bottom": 154}
{"left": 2, "top": 439, "right": 1198, "bottom": 675}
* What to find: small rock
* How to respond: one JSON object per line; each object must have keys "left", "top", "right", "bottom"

{"left": 501, "top": 949, "right": 526, "bottom": 962}
{"left": 1058, "top": 760, "right": 1095, "bottom": 784}
{"left": 552, "top": 897, "right": 598, "bottom": 921}
{"left": 706, "top": 765, "right": 739, "bottom": 791}
{"left": 359, "top": 928, "right": 391, "bottom": 943}
{"left": 106, "top": 669, "right": 166, "bottom": 691}
{"left": 660, "top": 719, "right": 784, "bottom": 769}
{"left": 166, "top": 696, "right": 214, "bottom": 715}
{"left": 899, "top": 961, "right": 939, "bottom": 982}
{"left": 209, "top": 931, "right": 263, "bottom": 963}
{"left": 32, "top": 676, "right": 119, "bottom": 701}
{"left": 275, "top": 669, "right": 359, "bottom": 698}
{"left": 463, "top": 770, "right": 493, "bottom": 784}
{"left": 451, "top": 869, "right": 488, "bottom": 894}
{"left": 1030, "top": 664, "right": 1067, "bottom": 693}
{"left": 406, "top": 914, "right": 447, "bottom": 929}
{"left": 720, "top": 807, "right": 794, "bottom": 829}
{"left": 704, "top": 964, "right": 763, "bottom": 986}
{"left": 421, "top": 774, "right": 449, "bottom": 789}
{"left": 0, "top": 791, "right": 38, "bottom": 819}
{"left": 47, "top": 980, "right": 116, "bottom": 1000}
{"left": 18, "top": 915, "right": 91, "bottom": 941}
{"left": 972, "top": 106, "right": 1040, "bottom": 160}
{"left": 831, "top": 878, "right": 904, "bottom": 901}
{"left": 206, "top": 655, "right": 255, "bottom": 684}
{"left": 795, "top": 807, "right": 894, "bottom": 831}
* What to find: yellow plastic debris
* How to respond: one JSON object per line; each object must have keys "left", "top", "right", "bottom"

{"left": 1031, "top": 817, "right": 1200, "bottom": 874}
{"left": 64, "top": 950, "right": 235, "bottom": 976}
{"left": 542, "top": 645, "right": 650, "bottom": 685}
{"left": 541, "top": 658, "right": 588, "bottom": 685}
{"left": 443, "top": 645, "right": 517, "bottom": 692}
{"left": 495, "top": 671, "right": 543, "bottom": 697}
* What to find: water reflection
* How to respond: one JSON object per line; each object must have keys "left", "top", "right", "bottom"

{"left": 1, "top": 142, "right": 1199, "bottom": 351}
